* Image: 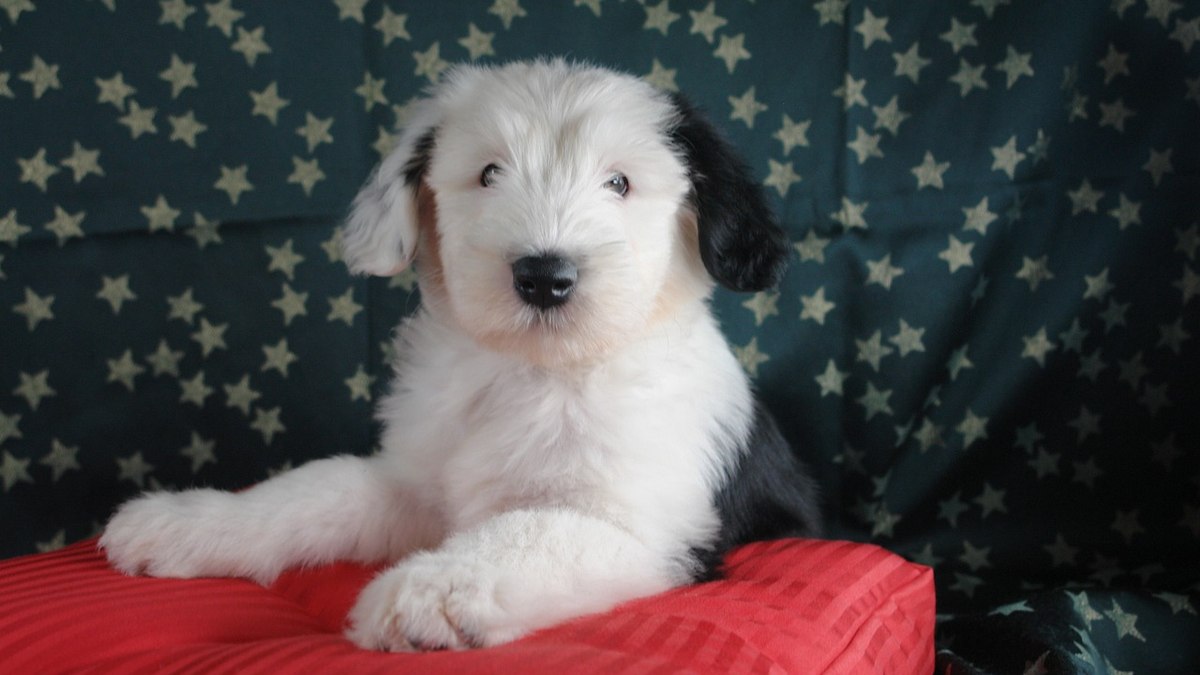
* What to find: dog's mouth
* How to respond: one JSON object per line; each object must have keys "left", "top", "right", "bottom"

{"left": 517, "top": 301, "right": 576, "bottom": 334}
{"left": 465, "top": 293, "right": 627, "bottom": 369}
{"left": 442, "top": 246, "right": 649, "bottom": 368}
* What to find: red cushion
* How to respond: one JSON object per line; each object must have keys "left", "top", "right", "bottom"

{"left": 0, "top": 538, "right": 933, "bottom": 673}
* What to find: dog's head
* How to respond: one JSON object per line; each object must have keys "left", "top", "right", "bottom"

{"left": 342, "top": 59, "right": 788, "bottom": 367}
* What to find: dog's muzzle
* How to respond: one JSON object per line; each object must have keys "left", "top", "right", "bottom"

{"left": 512, "top": 254, "right": 577, "bottom": 310}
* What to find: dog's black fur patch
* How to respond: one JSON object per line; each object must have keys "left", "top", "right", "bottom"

{"left": 668, "top": 94, "right": 791, "bottom": 293}
{"left": 403, "top": 129, "right": 437, "bottom": 187}
{"left": 692, "top": 402, "right": 823, "bottom": 582}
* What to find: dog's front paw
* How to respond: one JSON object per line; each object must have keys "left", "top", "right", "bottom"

{"left": 99, "top": 489, "right": 266, "bottom": 582}
{"left": 346, "top": 552, "right": 524, "bottom": 652}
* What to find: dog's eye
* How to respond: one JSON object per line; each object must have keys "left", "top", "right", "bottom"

{"left": 604, "top": 173, "right": 629, "bottom": 197}
{"left": 480, "top": 164, "right": 501, "bottom": 187}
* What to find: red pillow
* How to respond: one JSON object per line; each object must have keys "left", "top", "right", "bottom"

{"left": 0, "top": 537, "right": 933, "bottom": 673}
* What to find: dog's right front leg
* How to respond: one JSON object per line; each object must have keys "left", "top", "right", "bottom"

{"left": 100, "top": 454, "right": 440, "bottom": 584}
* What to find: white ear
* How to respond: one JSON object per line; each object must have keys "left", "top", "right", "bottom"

{"left": 341, "top": 102, "right": 439, "bottom": 277}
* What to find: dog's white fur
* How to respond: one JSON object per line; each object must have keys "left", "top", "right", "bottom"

{"left": 101, "top": 60, "right": 770, "bottom": 651}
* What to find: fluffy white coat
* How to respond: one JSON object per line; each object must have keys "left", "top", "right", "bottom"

{"left": 101, "top": 60, "right": 767, "bottom": 651}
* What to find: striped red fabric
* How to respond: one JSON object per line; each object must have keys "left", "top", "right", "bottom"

{"left": 0, "top": 538, "right": 934, "bottom": 674}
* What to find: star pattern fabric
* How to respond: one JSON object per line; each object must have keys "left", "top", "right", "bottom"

{"left": 1, "top": 2, "right": 1198, "bottom": 673}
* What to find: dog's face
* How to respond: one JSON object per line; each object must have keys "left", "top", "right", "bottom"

{"left": 342, "top": 60, "right": 789, "bottom": 368}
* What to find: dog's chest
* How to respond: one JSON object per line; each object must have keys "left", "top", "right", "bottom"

{"left": 437, "top": 369, "right": 619, "bottom": 528}
{"left": 386, "top": 312, "right": 747, "bottom": 537}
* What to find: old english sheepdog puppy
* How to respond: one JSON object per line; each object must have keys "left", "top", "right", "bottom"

{"left": 101, "top": 59, "right": 821, "bottom": 651}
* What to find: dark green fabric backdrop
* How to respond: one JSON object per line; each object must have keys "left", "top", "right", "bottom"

{"left": 2, "top": 1, "right": 1198, "bottom": 672}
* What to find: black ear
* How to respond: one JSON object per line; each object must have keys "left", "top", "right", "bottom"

{"left": 669, "top": 94, "right": 790, "bottom": 292}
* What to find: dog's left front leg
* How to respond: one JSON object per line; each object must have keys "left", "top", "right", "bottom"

{"left": 101, "top": 454, "right": 440, "bottom": 584}
{"left": 345, "top": 508, "right": 685, "bottom": 651}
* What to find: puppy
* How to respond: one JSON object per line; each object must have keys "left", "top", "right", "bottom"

{"left": 101, "top": 59, "right": 821, "bottom": 652}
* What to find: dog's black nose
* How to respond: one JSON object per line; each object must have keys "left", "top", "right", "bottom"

{"left": 512, "top": 255, "right": 577, "bottom": 309}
